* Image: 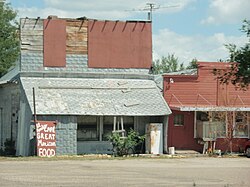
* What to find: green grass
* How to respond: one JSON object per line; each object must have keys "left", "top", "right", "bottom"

{"left": 0, "top": 153, "right": 242, "bottom": 162}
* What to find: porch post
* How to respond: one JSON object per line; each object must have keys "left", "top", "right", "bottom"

{"left": 99, "top": 116, "right": 103, "bottom": 141}
{"left": 163, "top": 115, "right": 169, "bottom": 153}
{"left": 113, "top": 116, "right": 116, "bottom": 131}
{"left": 194, "top": 111, "right": 197, "bottom": 138}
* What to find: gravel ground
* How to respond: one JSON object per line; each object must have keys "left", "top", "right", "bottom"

{"left": 0, "top": 156, "right": 249, "bottom": 187}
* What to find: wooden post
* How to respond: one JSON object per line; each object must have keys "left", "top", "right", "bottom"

{"left": 121, "top": 116, "right": 124, "bottom": 137}
{"left": 33, "top": 87, "right": 37, "bottom": 123}
{"left": 99, "top": 116, "right": 103, "bottom": 141}
{"left": 32, "top": 87, "right": 37, "bottom": 155}
{"left": 113, "top": 116, "right": 116, "bottom": 132}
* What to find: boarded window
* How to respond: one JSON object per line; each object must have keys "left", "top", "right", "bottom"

{"left": 66, "top": 20, "right": 88, "bottom": 54}
{"left": 174, "top": 114, "right": 184, "bottom": 126}
{"left": 88, "top": 20, "right": 152, "bottom": 69}
{"left": 43, "top": 19, "right": 66, "bottom": 67}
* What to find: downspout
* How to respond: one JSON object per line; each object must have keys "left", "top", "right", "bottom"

{"left": 216, "top": 78, "right": 219, "bottom": 106}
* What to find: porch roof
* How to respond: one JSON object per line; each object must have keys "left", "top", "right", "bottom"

{"left": 171, "top": 105, "right": 250, "bottom": 111}
{"left": 20, "top": 77, "right": 171, "bottom": 116}
{"left": 0, "top": 65, "right": 19, "bottom": 85}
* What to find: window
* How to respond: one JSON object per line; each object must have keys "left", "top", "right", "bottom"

{"left": 77, "top": 116, "right": 98, "bottom": 141}
{"left": 197, "top": 111, "right": 208, "bottom": 121}
{"left": 196, "top": 112, "right": 226, "bottom": 138}
{"left": 103, "top": 116, "right": 113, "bottom": 141}
{"left": 174, "top": 114, "right": 184, "bottom": 126}
{"left": 235, "top": 112, "right": 249, "bottom": 138}
{"left": 212, "top": 112, "right": 226, "bottom": 137}
{"left": 103, "top": 116, "right": 134, "bottom": 141}
{"left": 77, "top": 116, "right": 135, "bottom": 141}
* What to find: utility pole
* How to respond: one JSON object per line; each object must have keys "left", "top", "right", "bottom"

{"left": 147, "top": 3, "right": 155, "bottom": 21}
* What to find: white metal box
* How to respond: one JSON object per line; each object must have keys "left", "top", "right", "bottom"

{"left": 145, "top": 123, "right": 163, "bottom": 154}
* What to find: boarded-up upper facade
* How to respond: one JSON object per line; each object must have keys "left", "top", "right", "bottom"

{"left": 20, "top": 17, "right": 152, "bottom": 73}
{"left": 0, "top": 16, "right": 171, "bottom": 157}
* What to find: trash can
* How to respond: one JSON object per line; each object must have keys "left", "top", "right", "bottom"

{"left": 168, "top": 147, "right": 175, "bottom": 155}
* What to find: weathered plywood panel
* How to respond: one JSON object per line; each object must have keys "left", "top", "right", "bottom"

{"left": 20, "top": 18, "right": 44, "bottom": 31}
{"left": 88, "top": 20, "right": 152, "bottom": 68}
{"left": 43, "top": 19, "right": 66, "bottom": 67}
{"left": 20, "top": 18, "right": 43, "bottom": 52}
{"left": 65, "top": 46, "right": 88, "bottom": 54}
{"left": 67, "top": 33, "right": 88, "bottom": 42}
{"left": 21, "top": 45, "right": 43, "bottom": 51}
{"left": 66, "top": 41, "right": 88, "bottom": 47}
{"left": 21, "top": 30, "right": 43, "bottom": 36}
{"left": 66, "top": 20, "right": 88, "bottom": 54}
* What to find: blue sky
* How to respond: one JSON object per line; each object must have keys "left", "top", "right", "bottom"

{"left": 8, "top": 0, "right": 250, "bottom": 65}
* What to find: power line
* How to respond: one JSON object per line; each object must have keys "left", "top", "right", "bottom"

{"left": 126, "top": 3, "right": 179, "bottom": 21}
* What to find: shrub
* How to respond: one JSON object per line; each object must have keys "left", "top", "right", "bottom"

{"left": 108, "top": 129, "right": 145, "bottom": 156}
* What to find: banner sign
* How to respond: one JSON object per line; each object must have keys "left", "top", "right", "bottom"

{"left": 36, "top": 121, "right": 57, "bottom": 157}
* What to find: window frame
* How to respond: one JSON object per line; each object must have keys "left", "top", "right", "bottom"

{"left": 173, "top": 114, "right": 184, "bottom": 126}
{"left": 77, "top": 116, "right": 98, "bottom": 141}
{"left": 234, "top": 112, "right": 249, "bottom": 138}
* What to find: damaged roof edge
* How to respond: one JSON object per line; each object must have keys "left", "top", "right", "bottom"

{"left": 20, "top": 16, "right": 151, "bottom": 23}
{"left": 0, "top": 64, "right": 20, "bottom": 85}
{"left": 171, "top": 106, "right": 250, "bottom": 112}
{"left": 20, "top": 71, "right": 154, "bottom": 80}
{"left": 163, "top": 69, "right": 198, "bottom": 77}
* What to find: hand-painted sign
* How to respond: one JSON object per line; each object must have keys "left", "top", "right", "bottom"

{"left": 36, "top": 121, "right": 57, "bottom": 157}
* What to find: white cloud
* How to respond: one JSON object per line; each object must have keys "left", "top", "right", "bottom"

{"left": 153, "top": 29, "right": 247, "bottom": 64}
{"left": 14, "top": 0, "right": 196, "bottom": 20}
{"left": 201, "top": 0, "right": 250, "bottom": 25}
{"left": 43, "top": 0, "right": 195, "bottom": 12}
{"left": 15, "top": 0, "right": 246, "bottom": 66}
{"left": 15, "top": 7, "right": 131, "bottom": 20}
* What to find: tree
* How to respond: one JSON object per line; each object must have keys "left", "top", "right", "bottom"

{"left": 152, "top": 53, "right": 184, "bottom": 74}
{"left": 214, "top": 20, "right": 250, "bottom": 89}
{"left": 186, "top": 58, "right": 198, "bottom": 69}
{"left": 0, "top": 1, "right": 19, "bottom": 77}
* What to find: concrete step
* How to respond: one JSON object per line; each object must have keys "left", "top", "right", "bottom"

{"left": 175, "top": 150, "right": 200, "bottom": 155}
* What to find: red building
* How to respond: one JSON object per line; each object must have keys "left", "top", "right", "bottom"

{"left": 163, "top": 62, "right": 250, "bottom": 153}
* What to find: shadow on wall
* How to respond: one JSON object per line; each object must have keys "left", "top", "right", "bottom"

{"left": 0, "top": 139, "right": 16, "bottom": 156}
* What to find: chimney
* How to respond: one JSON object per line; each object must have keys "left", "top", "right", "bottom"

{"left": 47, "top": 15, "right": 58, "bottom": 20}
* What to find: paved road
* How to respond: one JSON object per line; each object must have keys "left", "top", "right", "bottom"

{"left": 0, "top": 157, "right": 249, "bottom": 187}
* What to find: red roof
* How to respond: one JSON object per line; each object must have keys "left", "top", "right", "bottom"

{"left": 163, "top": 62, "right": 250, "bottom": 111}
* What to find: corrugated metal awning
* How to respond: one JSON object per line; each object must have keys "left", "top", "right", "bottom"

{"left": 20, "top": 77, "right": 171, "bottom": 116}
{"left": 171, "top": 105, "right": 250, "bottom": 111}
